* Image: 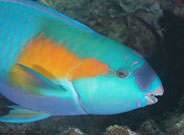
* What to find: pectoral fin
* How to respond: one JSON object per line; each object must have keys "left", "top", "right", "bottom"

{"left": 9, "top": 64, "right": 67, "bottom": 96}
{"left": 9, "top": 64, "right": 77, "bottom": 98}
{"left": 0, "top": 105, "right": 51, "bottom": 123}
{"left": 17, "top": 64, "right": 63, "bottom": 90}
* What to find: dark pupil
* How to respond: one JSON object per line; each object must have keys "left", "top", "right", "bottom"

{"left": 117, "top": 70, "right": 127, "bottom": 78}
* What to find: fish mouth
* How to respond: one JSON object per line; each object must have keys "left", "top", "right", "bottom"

{"left": 145, "top": 86, "right": 164, "bottom": 105}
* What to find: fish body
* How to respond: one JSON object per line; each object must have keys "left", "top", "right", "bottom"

{"left": 0, "top": 0, "right": 164, "bottom": 123}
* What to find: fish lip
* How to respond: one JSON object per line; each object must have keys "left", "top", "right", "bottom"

{"left": 144, "top": 86, "right": 164, "bottom": 105}
{"left": 145, "top": 95, "right": 158, "bottom": 105}
{"left": 152, "top": 86, "right": 164, "bottom": 96}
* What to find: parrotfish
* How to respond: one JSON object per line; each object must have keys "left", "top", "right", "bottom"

{"left": 0, "top": 0, "right": 164, "bottom": 123}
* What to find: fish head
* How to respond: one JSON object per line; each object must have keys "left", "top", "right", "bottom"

{"left": 74, "top": 49, "right": 164, "bottom": 115}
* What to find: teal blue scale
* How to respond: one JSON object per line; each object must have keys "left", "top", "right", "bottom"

{"left": 0, "top": 2, "right": 44, "bottom": 80}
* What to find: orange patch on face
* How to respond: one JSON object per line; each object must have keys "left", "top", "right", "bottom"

{"left": 14, "top": 34, "right": 112, "bottom": 80}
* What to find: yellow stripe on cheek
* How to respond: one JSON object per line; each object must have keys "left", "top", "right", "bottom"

{"left": 14, "top": 34, "right": 113, "bottom": 79}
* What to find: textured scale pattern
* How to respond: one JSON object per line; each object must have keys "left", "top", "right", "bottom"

{"left": 0, "top": 2, "right": 44, "bottom": 78}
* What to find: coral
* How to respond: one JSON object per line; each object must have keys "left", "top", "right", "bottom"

{"left": 118, "top": 0, "right": 163, "bottom": 29}
{"left": 37, "top": 0, "right": 89, "bottom": 19}
{"left": 118, "top": 0, "right": 158, "bottom": 13}
{"left": 37, "top": 0, "right": 56, "bottom": 9}
{"left": 158, "top": 0, "right": 184, "bottom": 17}
{"left": 96, "top": 18, "right": 129, "bottom": 43}
{"left": 0, "top": 123, "right": 33, "bottom": 135}
{"left": 62, "top": 128, "right": 84, "bottom": 135}
{"left": 139, "top": 120, "right": 164, "bottom": 135}
{"left": 105, "top": 125, "right": 137, "bottom": 135}
{"left": 164, "top": 113, "right": 184, "bottom": 135}
{"left": 124, "top": 16, "right": 158, "bottom": 58}
{"left": 116, "top": 0, "right": 163, "bottom": 58}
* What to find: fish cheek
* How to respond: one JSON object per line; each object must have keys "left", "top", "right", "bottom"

{"left": 73, "top": 76, "right": 144, "bottom": 114}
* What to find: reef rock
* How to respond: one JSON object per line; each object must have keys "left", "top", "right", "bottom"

{"left": 105, "top": 125, "right": 137, "bottom": 135}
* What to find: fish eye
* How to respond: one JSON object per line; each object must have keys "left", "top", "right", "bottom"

{"left": 116, "top": 70, "right": 127, "bottom": 78}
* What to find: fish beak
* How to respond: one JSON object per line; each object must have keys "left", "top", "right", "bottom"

{"left": 145, "top": 86, "right": 164, "bottom": 105}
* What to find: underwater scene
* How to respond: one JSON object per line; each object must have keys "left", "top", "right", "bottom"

{"left": 0, "top": 0, "right": 183, "bottom": 135}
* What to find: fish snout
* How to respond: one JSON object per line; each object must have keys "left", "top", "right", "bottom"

{"left": 133, "top": 62, "right": 157, "bottom": 91}
{"left": 145, "top": 86, "right": 164, "bottom": 105}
